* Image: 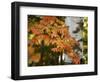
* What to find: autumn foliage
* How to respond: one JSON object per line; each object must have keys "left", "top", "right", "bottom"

{"left": 28, "top": 16, "right": 81, "bottom": 66}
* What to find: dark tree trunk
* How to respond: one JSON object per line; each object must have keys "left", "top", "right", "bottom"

{"left": 39, "top": 40, "right": 44, "bottom": 65}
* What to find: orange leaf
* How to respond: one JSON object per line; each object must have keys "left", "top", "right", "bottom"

{"left": 31, "top": 54, "right": 41, "bottom": 63}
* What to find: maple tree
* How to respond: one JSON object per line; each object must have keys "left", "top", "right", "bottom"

{"left": 28, "top": 16, "right": 83, "bottom": 66}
